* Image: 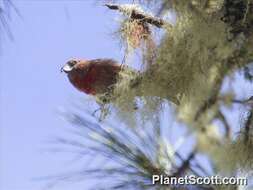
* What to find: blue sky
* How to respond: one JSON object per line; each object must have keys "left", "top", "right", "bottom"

{"left": 1, "top": 1, "right": 253, "bottom": 190}
{"left": 0, "top": 1, "right": 124, "bottom": 189}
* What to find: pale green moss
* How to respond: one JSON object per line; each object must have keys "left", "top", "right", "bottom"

{"left": 107, "top": 0, "right": 252, "bottom": 128}
{"left": 215, "top": 135, "right": 253, "bottom": 173}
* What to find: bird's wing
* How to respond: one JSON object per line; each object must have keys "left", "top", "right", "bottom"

{"left": 89, "top": 59, "right": 119, "bottom": 67}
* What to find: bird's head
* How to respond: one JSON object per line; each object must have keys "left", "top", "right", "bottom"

{"left": 61, "top": 59, "right": 79, "bottom": 73}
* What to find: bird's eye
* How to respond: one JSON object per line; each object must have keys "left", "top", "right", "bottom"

{"left": 69, "top": 60, "right": 77, "bottom": 66}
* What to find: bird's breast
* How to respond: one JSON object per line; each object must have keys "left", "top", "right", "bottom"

{"left": 69, "top": 71, "right": 97, "bottom": 95}
{"left": 68, "top": 64, "right": 120, "bottom": 95}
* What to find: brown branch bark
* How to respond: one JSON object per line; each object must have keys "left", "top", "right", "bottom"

{"left": 105, "top": 3, "right": 166, "bottom": 28}
{"left": 244, "top": 108, "right": 253, "bottom": 143}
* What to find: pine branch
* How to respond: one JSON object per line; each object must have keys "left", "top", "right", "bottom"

{"left": 173, "top": 149, "right": 196, "bottom": 177}
{"left": 0, "top": 0, "right": 20, "bottom": 41}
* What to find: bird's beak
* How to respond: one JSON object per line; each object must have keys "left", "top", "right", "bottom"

{"left": 61, "top": 64, "right": 73, "bottom": 73}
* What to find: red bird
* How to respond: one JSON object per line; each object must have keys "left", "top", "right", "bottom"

{"left": 61, "top": 59, "right": 122, "bottom": 95}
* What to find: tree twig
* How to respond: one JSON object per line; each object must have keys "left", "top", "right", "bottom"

{"left": 216, "top": 110, "right": 231, "bottom": 139}
{"left": 244, "top": 108, "right": 253, "bottom": 144}
{"left": 194, "top": 52, "right": 252, "bottom": 121}
{"left": 105, "top": 3, "right": 166, "bottom": 28}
